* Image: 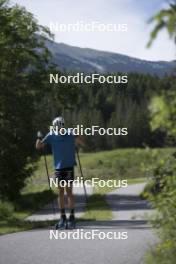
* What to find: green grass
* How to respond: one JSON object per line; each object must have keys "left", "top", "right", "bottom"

{"left": 77, "top": 148, "right": 175, "bottom": 180}
{"left": 1, "top": 148, "right": 175, "bottom": 235}
{"left": 0, "top": 218, "right": 56, "bottom": 235}
{"left": 25, "top": 148, "right": 175, "bottom": 187}
{"left": 0, "top": 190, "right": 57, "bottom": 235}
{"left": 0, "top": 188, "right": 57, "bottom": 235}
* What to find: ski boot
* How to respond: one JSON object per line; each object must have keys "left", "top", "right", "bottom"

{"left": 67, "top": 215, "right": 76, "bottom": 229}
{"left": 55, "top": 215, "right": 67, "bottom": 230}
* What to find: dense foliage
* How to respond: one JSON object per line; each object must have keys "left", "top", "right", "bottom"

{"left": 144, "top": 153, "right": 176, "bottom": 264}
{"left": 145, "top": 2, "right": 176, "bottom": 262}
{"left": 0, "top": 0, "right": 78, "bottom": 200}
{"left": 0, "top": 0, "right": 52, "bottom": 199}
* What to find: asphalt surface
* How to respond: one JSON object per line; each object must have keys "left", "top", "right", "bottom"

{"left": 26, "top": 185, "right": 93, "bottom": 221}
{"left": 0, "top": 183, "right": 158, "bottom": 264}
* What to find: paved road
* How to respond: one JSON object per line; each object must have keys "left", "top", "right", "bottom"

{"left": 106, "top": 183, "right": 154, "bottom": 221}
{"left": 26, "top": 185, "right": 93, "bottom": 221}
{"left": 0, "top": 183, "right": 158, "bottom": 264}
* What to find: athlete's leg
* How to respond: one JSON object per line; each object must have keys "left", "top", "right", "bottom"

{"left": 55, "top": 185, "right": 67, "bottom": 229}
{"left": 58, "top": 185, "right": 65, "bottom": 212}
{"left": 65, "top": 184, "right": 74, "bottom": 210}
{"left": 66, "top": 184, "right": 75, "bottom": 229}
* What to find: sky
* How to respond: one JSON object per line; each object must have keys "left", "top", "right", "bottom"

{"left": 13, "top": 0, "right": 176, "bottom": 61}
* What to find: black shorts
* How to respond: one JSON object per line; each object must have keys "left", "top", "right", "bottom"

{"left": 55, "top": 167, "right": 74, "bottom": 184}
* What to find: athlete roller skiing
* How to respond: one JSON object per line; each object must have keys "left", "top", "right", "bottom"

{"left": 36, "top": 116, "right": 84, "bottom": 229}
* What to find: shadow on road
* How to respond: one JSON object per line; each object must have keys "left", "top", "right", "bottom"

{"left": 76, "top": 219, "right": 151, "bottom": 230}
{"left": 34, "top": 192, "right": 152, "bottom": 215}
{"left": 107, "top": 193, "right": 151, "bottom": 211}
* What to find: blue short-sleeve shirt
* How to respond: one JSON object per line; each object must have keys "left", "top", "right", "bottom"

{"left": 42, "top": 132, "right": 76, "bottom": 170}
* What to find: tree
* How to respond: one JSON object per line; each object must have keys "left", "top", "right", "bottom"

{"left": 0, "top": 0, "right": 52, "bottom": 199}
{"left": 147, "top": 1, "right": 176, "bottom": 140}
{"left": 146, "top": 4, "right": 176, "bottom": 262}
{"left": 147, "top": 1, "right": 176, "bottom": 47}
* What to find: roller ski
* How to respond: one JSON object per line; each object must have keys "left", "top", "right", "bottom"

{"left": 55, "top": 215, "right": 67, "bottom": 230}
{"left": 67, "top": 215, "right": 76, "bottom": 229}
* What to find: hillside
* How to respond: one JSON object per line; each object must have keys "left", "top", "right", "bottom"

{"left": 45, "top": 40, "right": 175, "bottom": 76}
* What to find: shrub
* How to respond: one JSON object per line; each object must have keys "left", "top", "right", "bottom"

{"left": 0, "top": 201, "right": 14, "bottom": 220}
{"left": 145, "top": 153, "right": 176, "bottom": 264}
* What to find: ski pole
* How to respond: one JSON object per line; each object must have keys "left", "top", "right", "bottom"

{"left": 37, "top": 131, "right": 56, "bottom": 215}
{"left": 76, "top": 147, "right": 88, "bottom": 202}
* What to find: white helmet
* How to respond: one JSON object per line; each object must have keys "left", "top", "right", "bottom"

{"left": 52, "top": 116, "right": 65, "bottom": 128}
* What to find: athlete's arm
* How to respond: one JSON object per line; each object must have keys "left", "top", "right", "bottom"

{"left": 75, "top": 135, "right": 85, "bottom": 147}
{"left": 36, "top": 132, "right": 51, "bottom": 150}
{"left": 36, "top": 139, "right": 45, "bottom": 150}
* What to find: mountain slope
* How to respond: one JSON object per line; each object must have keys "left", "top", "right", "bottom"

{"left": 45, "top": 41, "right": 175, "bottom": 76}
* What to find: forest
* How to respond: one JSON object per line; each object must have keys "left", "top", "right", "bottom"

{"left": 44, "top": 72, "right": 176, "bottom": 151}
